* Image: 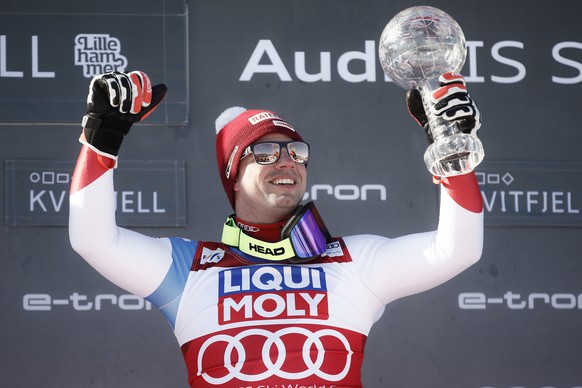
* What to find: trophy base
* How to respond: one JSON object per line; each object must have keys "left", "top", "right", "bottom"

{"left": 424, "top": 134, "right": 484, "bottom": 177}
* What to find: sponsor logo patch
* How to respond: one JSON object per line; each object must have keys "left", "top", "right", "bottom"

{"left": 247, "top": 111, "right": 282, "bottom": 125}
{"left": 272, "top": 119, "right": 295, "bottom": 131}
{"left": 201, "top": 247, "right": 225, "bottom": 265}
{"left": 323, "top": 241, "right": 344, "bottom": 258}
{"left": 217, "top": 265, "right": 328, "bottom": 324}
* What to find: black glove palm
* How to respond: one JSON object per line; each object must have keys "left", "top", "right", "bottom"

{"left": 81, "top": 71, "right": 167, "bottom": 157}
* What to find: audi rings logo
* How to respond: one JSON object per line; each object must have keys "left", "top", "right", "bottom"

{"left": 197, "top": 327, "right": 353, "bottom": 384}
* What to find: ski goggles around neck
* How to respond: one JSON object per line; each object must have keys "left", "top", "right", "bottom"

{"left": 221, "top": 201, "right": 331, "bottom": 262}
{"left": 240, "top": 140, "right": 310, "bottom": 165}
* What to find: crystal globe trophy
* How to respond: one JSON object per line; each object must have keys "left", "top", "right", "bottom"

{"left": 378, "top": 6, "right": 484, "bottom": 177}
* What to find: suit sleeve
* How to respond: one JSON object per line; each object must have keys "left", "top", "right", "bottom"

{"left": 68, "top": 146, "right": 174, "bottom": 298}
{"left": 344, "top": 172, "right": 484, "bottom": 304}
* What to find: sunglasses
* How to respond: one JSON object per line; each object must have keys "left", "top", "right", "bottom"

{"left": 241, "top": 140, "right": 310, "bottom": 165}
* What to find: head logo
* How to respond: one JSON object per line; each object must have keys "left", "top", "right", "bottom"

{"left": 74, "top": 34, "right": 128, "bottom": 78}
{"left": 248, "top": 243, "right": 285, "bottom": 256}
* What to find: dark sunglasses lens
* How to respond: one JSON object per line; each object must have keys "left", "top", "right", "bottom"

{"left": 287, "top": 142, "right": 309, "bottom": 163}
{"left": 289, "top": 208, "right": 327, "bottom": 259}
{"left": 252, "top": 143, "right": 280, "bottom": 164}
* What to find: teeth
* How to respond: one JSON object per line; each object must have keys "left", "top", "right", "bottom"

{"left": 272, "top": 178, "right": 295, "bottom": 185}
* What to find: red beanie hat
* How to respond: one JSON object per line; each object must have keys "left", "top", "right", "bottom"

{"left": 215, "top": 107, "right": 304, "bottom": 209}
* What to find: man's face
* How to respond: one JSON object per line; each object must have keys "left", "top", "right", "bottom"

{"left": 233, "top": 133, "right": 307, "bottom": 223}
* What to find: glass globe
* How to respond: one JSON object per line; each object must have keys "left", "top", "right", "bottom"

{"left": 379, "top": 6, "right": 466, "bottom": 90}
{"left": 378, "top": 6, "right": 484, "bottom": 177}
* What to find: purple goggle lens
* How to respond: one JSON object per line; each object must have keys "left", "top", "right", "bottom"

{"left": 283, "top": 202, "right": 330, "bottom": 260}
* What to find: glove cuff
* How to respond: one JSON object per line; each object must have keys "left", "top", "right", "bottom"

{"left": 81, "top": 115, "right": 131, "bottom": 156}
{"left": 78, "top": 135, "right": 118, "bottom": 169}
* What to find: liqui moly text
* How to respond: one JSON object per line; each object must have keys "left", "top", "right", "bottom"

{"left": 217, "top": 265, "right": 329, "bottom": 324}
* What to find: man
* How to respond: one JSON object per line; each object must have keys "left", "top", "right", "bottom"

{"left": 69, "top": 70, "right": 483, "bottom": 387}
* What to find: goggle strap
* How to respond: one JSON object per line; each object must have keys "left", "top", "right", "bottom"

{"left": 221, "top": 216, "right": 241, "bottom": 246}
{"left": 221, "top": 217, "right": 295, "bottom": 261}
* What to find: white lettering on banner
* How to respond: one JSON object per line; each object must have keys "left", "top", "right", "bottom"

{"left": 74, "top": 33, "right": 128, "bottom": 78}
{"left": 552, "top": 41, "right": 582, "bottom": 84}
{"left": 114, "top": 191, "right": 166, "bottom": 214}
{"left": 481, "top": 190, "right": 579, "bottom": 214}
{"left": 303, "top": 184, "right": 387, "bottom": 201}
{"left": 28, "top": 189, "right": 166, "bottom": 214}
{"left": 240, "top": 39, "right": 292, "bottom": 81}
{"left": 459, "top": 292, "right": 582, "bottom": 310}
{"left": 337, "top": 40, "right": 376, "bottom": 82}
{"left": 25, "top": 168, "right": 168, "bottom": 215}
{"left": 29, "top": 171, "right": 69, "bottom": 185}
{"left": 240, "top": 39, "right": 376, "bottom": 82}
{"left": 29, "top": 190, "right": 66, "bottom": 212}
{"left": 23, "top": 293, "right": 153, "bottom": 311}
{"left": 0, "top": 35, "right": 55, "bottom": 78}
{"left": 490, "top": 41, "right": 527, "bottom": 83}
{"left": 465, "top": 41, "right": 485, "bottom": 82}
{"left": 28, "top": 170, "right": 70, "bottom": 212}
{"left": 476, "top": 171, "right": 581, "bottom": 216}
{"left": 239, "top": 39, "right": 582, "bottom": 84}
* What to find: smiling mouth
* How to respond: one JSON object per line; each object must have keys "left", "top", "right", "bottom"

{"left": 271, "top": 178, "right": 296, "bottom": 185}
